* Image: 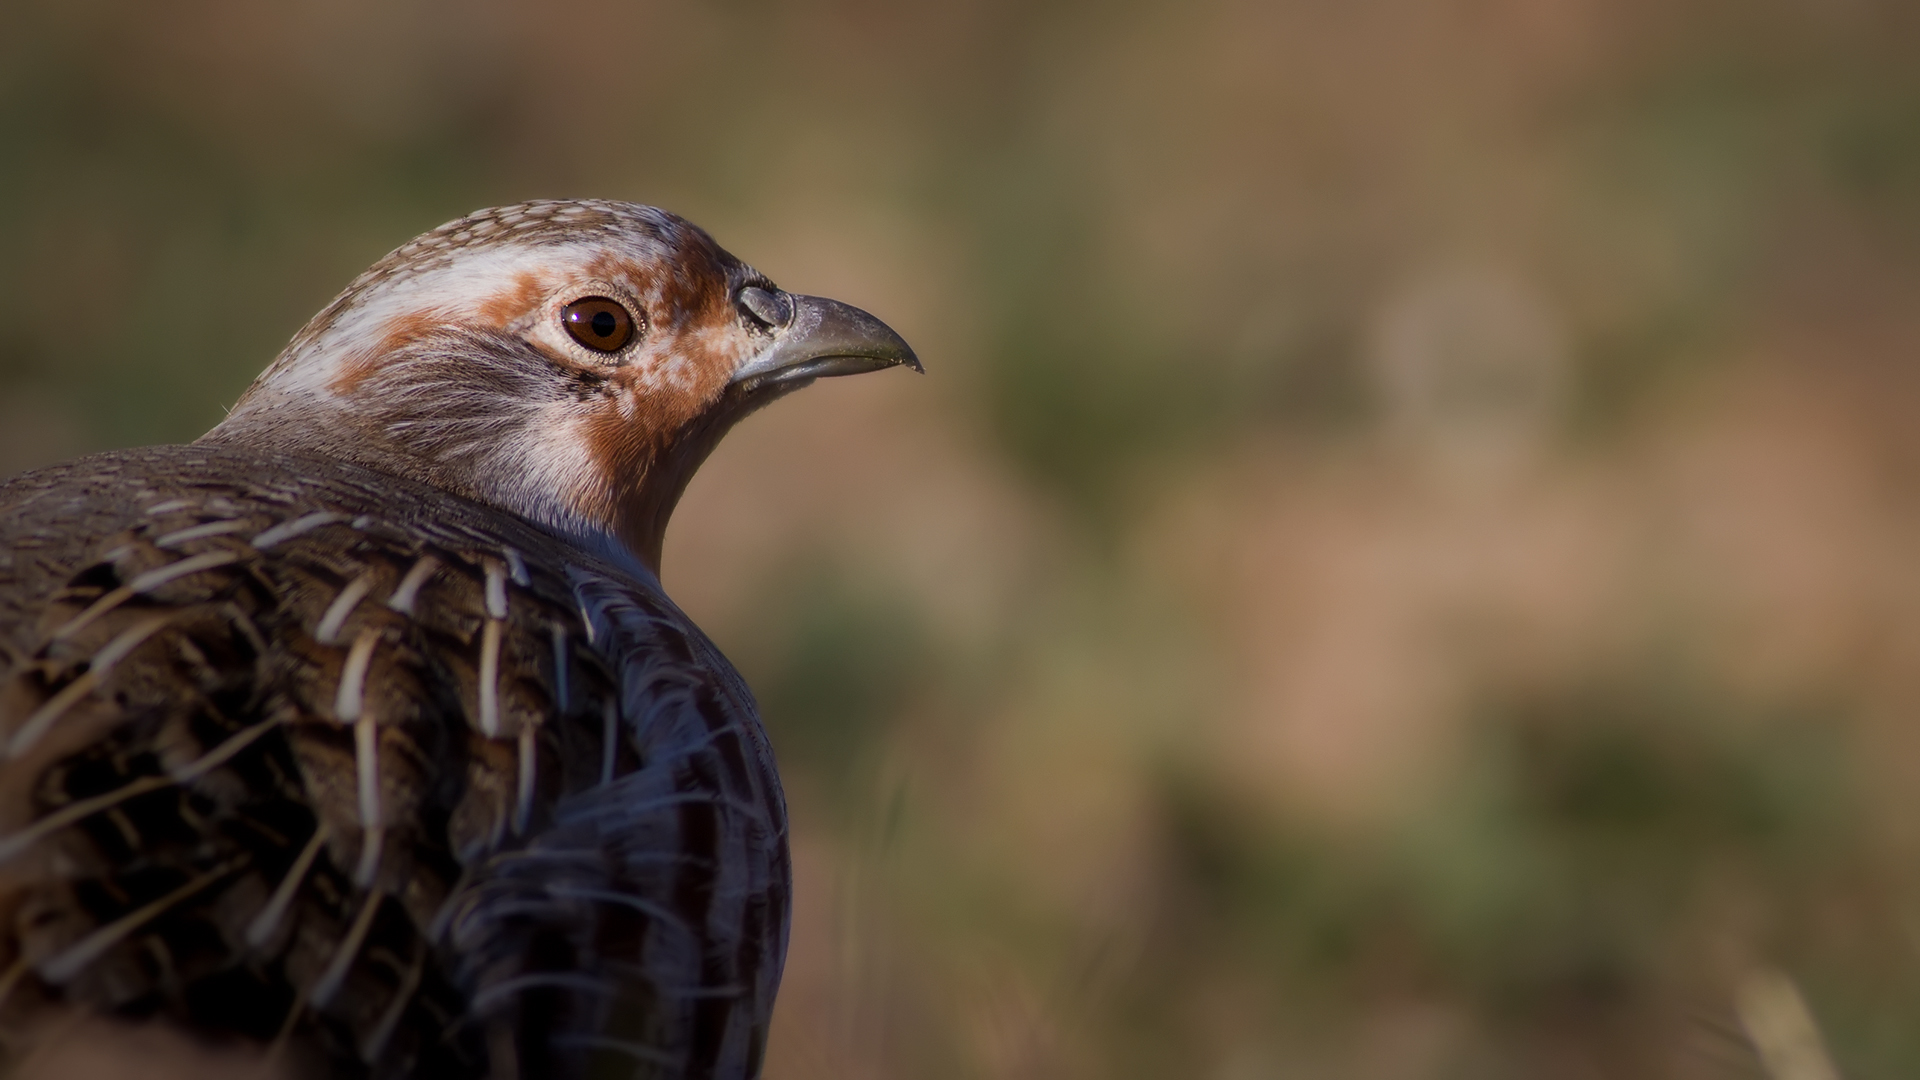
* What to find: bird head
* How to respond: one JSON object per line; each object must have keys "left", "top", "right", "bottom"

{"left": 205, "top": 200, "right": 919, "bottom": 576}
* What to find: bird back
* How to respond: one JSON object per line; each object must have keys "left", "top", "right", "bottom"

{"left": 0, "top": 444, "right": 788, "bottom": 1079}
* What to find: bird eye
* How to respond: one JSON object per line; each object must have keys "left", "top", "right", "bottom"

{"left": 561, "top": 297, "right": 636, "bottom": 353}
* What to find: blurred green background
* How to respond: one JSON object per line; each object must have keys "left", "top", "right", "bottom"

{"left": 6, "top": 1, "right": 1920, "bottom": 1076}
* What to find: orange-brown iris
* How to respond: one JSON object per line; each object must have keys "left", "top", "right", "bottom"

{"left": 561, "top": 297, "right": 636, "bottom": 353}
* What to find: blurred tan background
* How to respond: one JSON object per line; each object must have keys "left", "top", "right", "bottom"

{"left": 5, "top": 1, "right": 1920, "bottom": 1076}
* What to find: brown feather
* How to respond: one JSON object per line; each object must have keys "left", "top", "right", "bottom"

{"left": 0, "top": 445, "right": 788, "bottom": 1079}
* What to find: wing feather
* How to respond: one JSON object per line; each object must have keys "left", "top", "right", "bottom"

{"left": 0, "top": 445, "right": 789, "bottom": 1079}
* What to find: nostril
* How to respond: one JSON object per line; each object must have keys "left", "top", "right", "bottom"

{"left": 738, "top": 286, "right": 793, "bottom": 330}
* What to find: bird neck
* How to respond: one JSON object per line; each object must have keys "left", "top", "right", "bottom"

{"left": 201, "top": 386, "right": 686, "bottom": 585}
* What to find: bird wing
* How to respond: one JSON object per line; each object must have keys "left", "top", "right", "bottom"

{"left": 0, "top": 445, "right": 788, "bottom": 1079}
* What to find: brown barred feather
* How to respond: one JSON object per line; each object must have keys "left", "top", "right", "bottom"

{"left": 0, "top": 445, "right": 788, "bottom": 1079}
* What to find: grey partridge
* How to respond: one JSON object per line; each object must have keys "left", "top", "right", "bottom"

{"left": 0, "top": 201, "right": 919, "bottom": 1079}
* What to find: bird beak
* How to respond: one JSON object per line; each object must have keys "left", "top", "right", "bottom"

{"left": 729, "top": 291, "right": 922, "bottom": 392}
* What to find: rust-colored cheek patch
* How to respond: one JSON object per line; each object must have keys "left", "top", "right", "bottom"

{"left": 474, "top": 271, "right": 550, "bottom": 329}
{"left": 577, "top": 330, "right": 739, "bottom": 480}
{"left": 676, "top": 321, "right": 756, "bottom": 386}
{"left": 328, "top": 309, "right": 445, "bottom": 394}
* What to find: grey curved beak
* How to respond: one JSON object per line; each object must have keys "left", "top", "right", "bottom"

{"left": 729, "top": 292, "right": 922, "bottom": 390}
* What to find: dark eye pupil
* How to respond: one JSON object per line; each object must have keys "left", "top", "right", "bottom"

{"left": 590, "top": 311, "right": 617, "bottom": 338}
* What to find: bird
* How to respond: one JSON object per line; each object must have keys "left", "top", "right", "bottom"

{"left": 0, "top": 200, "right": 919, "bottom": 1079}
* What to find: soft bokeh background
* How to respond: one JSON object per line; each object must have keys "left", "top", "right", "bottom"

{"left": 6, "top": 1, "right": 1920, "bottom": 1075}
